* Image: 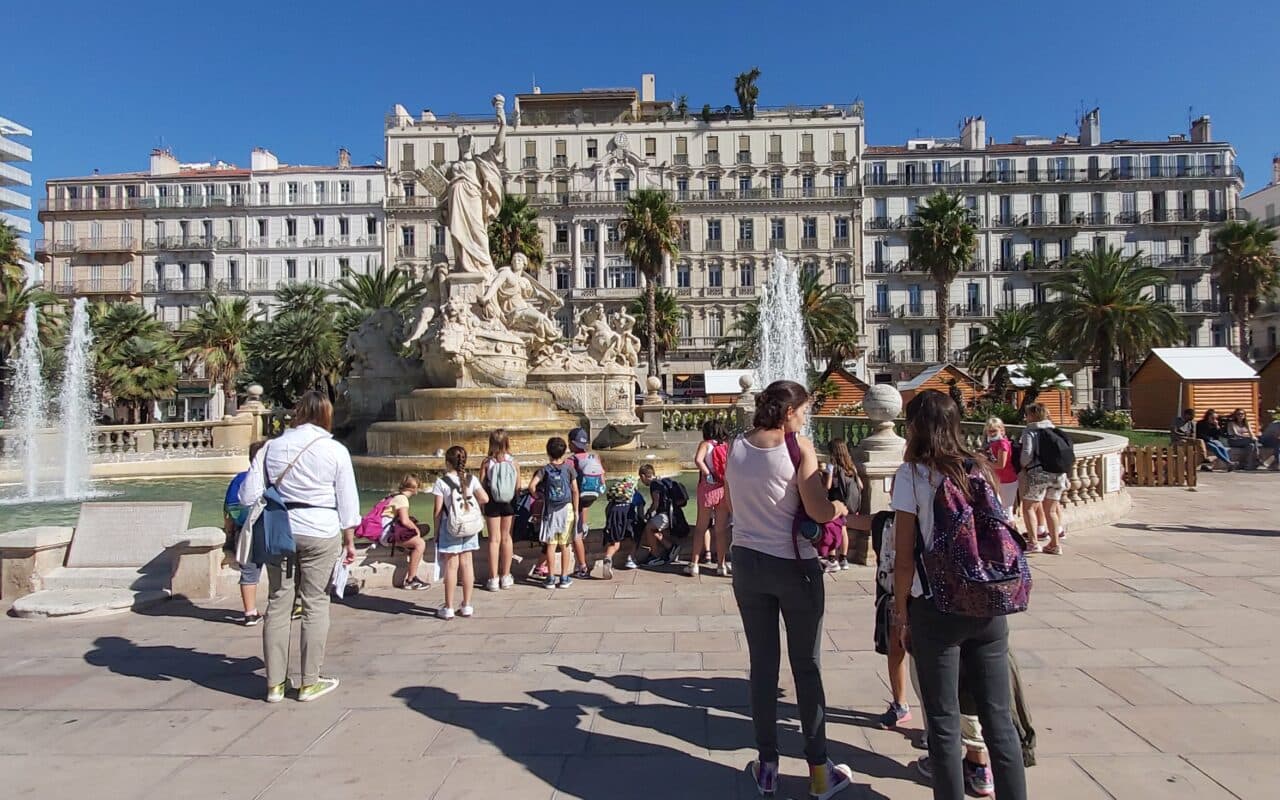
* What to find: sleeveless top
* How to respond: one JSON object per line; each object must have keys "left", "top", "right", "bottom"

{"left": 726, "top": 435, "right": 817, "bottom": 560}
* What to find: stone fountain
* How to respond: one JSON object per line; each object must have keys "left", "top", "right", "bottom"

{"left": 348, "top": 94, "right": 677, "bottom": 487}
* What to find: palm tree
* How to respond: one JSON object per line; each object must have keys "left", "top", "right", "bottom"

{"left": 1014, "top": 361, "right": 1071, "bottom": 415}
{"left": 620, "top": 189, "right": 682, "bottom": 380}
{"left": 488, "top": 194, "right": 544, "bottom": 270}
{"left": 965, "top": 307, "right": 1044, "bottom": 374}
{"left": 1211, "top": 219, "right": 1280, "bottom": 358}
{"left": 909, "top": 191, "right": 978, "bottom": 361}
{"left": 332, "top": 265, "right": 426, "bottom": 336}
{"left": 178, "top": 295, "right": 258, "bottom": 413}
{"left": 1044, "top": 247, "right": 1183, "bottom": 409}
{"left": 0, "top": 220, "right": 27, "bottom": 283}
{"left": 628, "top": 288, "right": 682, "bottom": 362}
{"left": 713, "top": 267, "right": 860, "bottom": 369}
{"left": 734, "top": 67, "right": 762, "bottom": 120}
{"left": 90, "top": 301, "right": 168, "bottom": 352}
{"left": 273, "top": 283, "right": 331, "bottom": 315}
{"left": 99, "top": 334, "right": 179, "bottom": 423}
{"left": 0, "top": 271, "right": 59, "bottom": 363}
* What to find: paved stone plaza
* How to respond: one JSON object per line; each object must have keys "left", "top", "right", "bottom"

{"left": 1, "top": 472, "right": 1278, "bottom": 799}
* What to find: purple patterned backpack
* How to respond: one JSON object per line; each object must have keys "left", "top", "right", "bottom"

{"left": 919, "top": 461, "right": 1032, "bottom": 617}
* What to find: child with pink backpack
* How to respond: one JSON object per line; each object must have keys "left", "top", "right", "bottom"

{"left": 355, "top": 474, "right": 431, "bottom": 590}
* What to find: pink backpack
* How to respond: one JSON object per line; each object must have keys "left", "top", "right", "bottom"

{"left": 356, "top": 495, "right": 395, "bottom": 543}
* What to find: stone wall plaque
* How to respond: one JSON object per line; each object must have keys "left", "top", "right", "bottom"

{"left": 65, "top": 502, "right": 192, "bottom": 568}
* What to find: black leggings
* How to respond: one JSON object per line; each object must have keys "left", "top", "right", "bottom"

{"left": 732, "top": 545, "right": 828, "bottom": 765}
{"left": 910, "top": 598, "right": 1027, "bottom": 800}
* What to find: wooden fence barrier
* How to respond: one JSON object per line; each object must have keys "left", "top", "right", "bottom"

{"left": 1122, "top": 442, "right": 1200, "bottom": 487}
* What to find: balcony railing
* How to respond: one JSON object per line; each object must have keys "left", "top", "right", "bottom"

{"left": 800, "top": 237, "right": 818, "bottom": 249}
{"left": 865, "top": 261, "right": 895, "bottom": 275}
{"left": 552, "top": 241, "right": 570, "bottom": 255}
{"left": 1175, "top": 299, "right": 1227, "bottom": 314}
{"left": 952, "top": 303, "right": 990, "bottom": 318}
{"left": 40, "top": 192, "right": 379, "bottom": 213}
{"left": 142, "top": 278, "right": 214, "bottom": 294}
{"left": 865, "top": 217, "right": 893, "bottom": 231}
{"left": 34, "top": 239, "right": 79, "bottom": 257}
{"left": 553, "top": 155, "right": 568, "bottom": 168}
{"left": 386, "top": 196, "right": 439, "bottom": 209}
{"left": 867, "top": 306, "right": 896, "bottom": 320}
{"left": 832, "top": 236, "right": 851, "bottom": 249}
{"left": 52, "top": 278, "right": 140, "bottom": 296}
{"left": 1141, "top": 208, "right": 1246, "bottom": 225}
{"left": 705, "top": 152, "right": 721, "bottom": 165}
{"left": 75, "top": 237, "right": 140, "bottom": 253}
{"left": 736, "top": 238, "right": 755, "bottom": 251}
{"left": 768, "top": 237, "right": 787, "bottom": 250}
{"left": 704, "top": 239, "right": 724, "bottom": 252}
{"left": 767, "top": 152, "right": 783, "bottom": 164}
{"left": 673, "top": 154, "right": 689, "bottom": 166}
{"left": 737, "top": 152, "right": 752, "bottom": 164}
{"left": 896, "top": 348, "right": 940, "bottom": 364}
{"left": 397, "top": 244, "right": 417, "bottom": 258}
{"left": 143, "top": 236, "right": 231, "bottom": 252}
{"left": 831, "top": 150, "right": 847, "bottom": 162}
{"left": 799, "top": 150, "right": 815, "bottom": 162}
{"left": 604, "top": 240, "right": 624, "bottom": 254}
{"left": 863, "top": 163, "right": 1245, "bottom": 188}
{"left": 902, "top": 303, "right": 937, "bottom": 318}
{"left": 522, "top": 156, "right": 537, "bottom": 169}
{"left": 520, "top": 186, "right": 857, "bottom": 207}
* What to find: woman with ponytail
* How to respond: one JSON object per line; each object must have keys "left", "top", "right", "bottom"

{"left": 715, "top": 380, "right": 855, "bottom": 799}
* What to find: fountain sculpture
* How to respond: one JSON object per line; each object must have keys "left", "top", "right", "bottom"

{"left": 757, "top": 252, "right": 810, "bottom": 389}
{"left": 349, "top": 94, "right": 674, "bottom": 487}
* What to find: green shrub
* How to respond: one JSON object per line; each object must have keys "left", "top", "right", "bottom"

{"left": 966, "top": 401, "right": 1021, "bottom": 424}
{"left": 1077, "top": 406, "right": 1133, "bottom": 430}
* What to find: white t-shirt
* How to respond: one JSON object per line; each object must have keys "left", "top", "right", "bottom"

{"left": 889, "top": 462, "right": 944, "bottom": 598}
{"left": 432, "top": 472, "right": 483, "bottom": 510}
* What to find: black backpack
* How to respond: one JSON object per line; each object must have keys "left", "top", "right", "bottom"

{"left": 1034, "top": 428, "right": 1075, "bottom": 474}
{"left": 658, "top": 477, "right": 690, "bottom": 508}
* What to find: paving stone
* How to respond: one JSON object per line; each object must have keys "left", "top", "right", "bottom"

{"left": 1075, "top": 754, "right": 1238, "bottom": 798}
{"left": 136, "top": 755, "right": 291, "bottom": 800}
{"left": 1187, "top": 754, "right": 1280, "bottom": 800}
{"left": 1137, "top": 666, "right": 1269, "bottom": 704}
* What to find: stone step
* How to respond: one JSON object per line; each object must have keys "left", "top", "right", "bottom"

{"left": 38, "top": 566, "right": 169, "bottom": 593}
{"left": 394, "top": 388, "right": 567, "bottom": 422}
{"left": 364, "top": 417, "right": 581, "bottom": 460}
{"left": 11, "top": 588, "right": 170, "bottom": 619}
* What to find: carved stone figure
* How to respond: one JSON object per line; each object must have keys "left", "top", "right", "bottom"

{"left": 480, "top": 252, "right": 563, "bottom": 365}
{"left": 575, "top": 303, "right": 622, "bottom": 366}
{"left": 611, "top": 307, "right": 641, "bottom": 368}
{"left": 429, "top": 95, "right": 506, "bottom": 277}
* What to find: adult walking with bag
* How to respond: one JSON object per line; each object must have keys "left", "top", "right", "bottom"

{"left": 891, "top": 390, "right": 1030, "bottom": 800}
{"left": 714, "top": 380, "right": 855, "bottom": 800}
{"left": 239, "top": 391, "right": 359, "bottom": 704}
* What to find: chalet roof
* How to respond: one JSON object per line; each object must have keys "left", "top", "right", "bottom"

{"left": 898, "top": 363, "right": 977, "bottom": 391}
{"left": 1137, "top": 347, "right": 1257, "bottom": 381}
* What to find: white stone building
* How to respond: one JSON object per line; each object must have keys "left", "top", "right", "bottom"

{"left": 384, "top": 74, "right": 864, "bottom": 397}
{"left": 863, "top": 110, "right": 1244, "bottom": 397}
{"left": 36, "top": 147, "right": 385, "bottom": 324}
{"left": 1, "top": 116, "right": 34, "bottom": 270}
{"left": 1240, "top": 157, "right": 1280, "bottom": 363}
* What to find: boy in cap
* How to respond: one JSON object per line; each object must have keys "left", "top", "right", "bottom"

{"left": 567, "top": 427, "right": 606, "bottom": 579}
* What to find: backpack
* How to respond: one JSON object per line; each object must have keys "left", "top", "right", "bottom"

{"left": 356, "top": 494, "right": 396, "bottom": 543}
{"left": 707, "top": 440, "right": 729, "bottom": 483}
{"left": 1033, "top": 427, "right": 1075, "bottom": 474}
{"left": 1009, "top": 440, "right": 1024, "bottom": 475}
{"left": 486, "top": 457, "right": 518, "bottom": 504}
{"left": 512, "top": 490, "right": 540, "bottom": 543}
{"left": 870, "top": 510, "right": 895, "bottom": 595}
{"left": 658, "top": 476, "right": 690, "bottom": 508}
{"left": 443, "top": 475, "right": 484, "bottom": 537}
{"left": 783, "top": 432, "right": 840, "bottom": 558}
{"left": 917, "top": 461, "right": 1032, "bottom": 617}
{"left": 572, "top": 452, "right": 606, "bottom": 508}
{"left": 247, "top": 437, "right": 328, "bottom": 565}
{"left": 541, "top": 463, "right": 571, "bottom": 510}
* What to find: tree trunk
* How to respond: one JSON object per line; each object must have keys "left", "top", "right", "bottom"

{"left": 1098, "top": 334, "right": 1115, "bottom": 410}
{"left": 936, "top": 283, "right": 951, "bottom": 362}
{"left": 645, "top": 281, "right": 659, "bottom": 381}
{"left": 1236, "top": 299, "right": 1250, "bottom": 360}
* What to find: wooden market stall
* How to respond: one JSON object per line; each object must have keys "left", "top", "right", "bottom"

{"left": 897, "top": 363, "right": 981, "bottom": 408}
{"left": 1258, "top": 352, "right": 1280, "bottom": 422}
{"left": 994, "top": 363, "right": 1077, "bottom": 425}
{"left": 815, "top": 365, "right": 870, "bottom": 411}
{"left": 1129, "top": 347, "right": 1259, "bottom": 430}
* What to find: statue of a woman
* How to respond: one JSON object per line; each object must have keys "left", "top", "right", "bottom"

{"left": 441, "top": 95, "right": 506, "bottom": 277}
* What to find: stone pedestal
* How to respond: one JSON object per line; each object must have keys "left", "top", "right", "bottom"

{"left": 162, "top": 527, "right": 227, "bottom": 601}
{"left": 0, "top": 526, "right": 74, "bottom": 600}
{"left": 854, "top": 384, "right": 906, "bottom": 518}
{"left": 422, "top": 273, "right": 529, "bottom": 389}
{"left": 526, "top": 367, "right": 635, "bottom": 447}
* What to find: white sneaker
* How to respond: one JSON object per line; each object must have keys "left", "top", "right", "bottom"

{"left": 685, "top": 563, "right": 700, "bottom": 577}
{"left": 499, "top": 574, "right": 514, "bottom": 590}
{"left": 458, "top": 605, "right": 474, "bottom": 618}
{"left": 437, "top": 606, "right": 455, "bottom": 620}
{"left": 809, "top": 760, "right": 854, "bottom": 800}
{"left": 485, "top": 578, "right": 500, "bottom": 592}
{"left": 624, "top": 555, "right": 638, "bottom": 570}
{"left": 601, "top": 559, "right": 615, "bottom": 580}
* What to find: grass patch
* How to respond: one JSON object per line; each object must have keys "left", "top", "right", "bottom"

{"left": 1080, "top": 428, "right": 1166, "bottom": 447}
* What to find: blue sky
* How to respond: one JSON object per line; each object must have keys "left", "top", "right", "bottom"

{"left": 7, "top": 0, "right": 1279, "bottom": 239}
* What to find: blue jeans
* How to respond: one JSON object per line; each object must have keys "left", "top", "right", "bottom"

{"left": 1262, "top": 435, "right": 1280, "bottom": 465}
{"left": 1203, "top": 439, "right": 1231, "bottom": 463}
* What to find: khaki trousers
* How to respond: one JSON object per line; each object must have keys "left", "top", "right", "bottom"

{"left": 264, "top": 534, "right": 341, "bottom": 688}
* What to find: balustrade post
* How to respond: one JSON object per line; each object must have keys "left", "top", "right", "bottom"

{"left": 733, "top": 375, "right": 756, "bottom": 433}
{"left": 133, "top": 428, "right": 154, "bottom": 453}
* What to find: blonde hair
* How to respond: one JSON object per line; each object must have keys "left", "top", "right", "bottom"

{"left": 398, "top": 474, "right": 421, "bottom": 492}
{"left": 985, "top": 417, "right": 1007, "bottom": 436}
{"left": 488, "top": 428, "right": 511, "bottom": 460}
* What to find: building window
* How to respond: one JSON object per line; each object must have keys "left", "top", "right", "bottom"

{"left": 739, "top": 175, "right": 751, "bottom": 194}
{"left": 285, "top": 218, "right": 297, "bottom": 239}
{"left": 313, "top": 218, "right": 324, "bottom": 236}
{"left": 708, "top": 263, "right": 723, "bottom": 287}
{"left": 586, "top": 138, "right": 598, "bottom": 159}
{"left": 833, "top": 172, "right": 847, "bottom": 192}
{"left": 679, "top": 312, "right": 692, "bottom": 341}
{"left": 432, "top": 143, "right": 445, "bottom": 166}
{"left": 738, "top": 218, "right": 754, "bottom": 242}
{"left": 801, "top": 173, "right": 815, "bottom": 196}
{"left": 613, "top": 178, "right": 630, "bottom": 198}
{"left": 555, "top": 222, "right": 569, "bottom": 244}
{"left": 286, "top": 259, "right": 298, "bottom": 281}
{"left": 707, "top": 219, "right": 722, "bottom": 241}
{"left": 555, "top": 264, "right": 572, "bottom": 291}
{"left": 835, "top": 260, "right": 851, "bottom": 284}
{"left": 770, "top": 217, "right": 785, "bottom": 243}
{"left": 606, "top": 263, "right": 637, "bottom": 288}
{"left": 583, "top": 264, "right": 598, "bottom": 288}
{"left": 676, "top": 177, "right": 689, "bottom": 199}
{"left": 802, "top": 217, "right": 817, "bottom": 238}
{"left": 401, "top": 226, "right": 415, "bottom": 247}
{"left": 583, "top": 225, "right": 598, "bottom": 244}
{"left": 434, "top": 225, "right": 446, "bottom": 247}
{"left": 677, "top": 263, "right": 691, "bottom": 288}
{"left": 803, "top": 260, "right": 818, "bottom": 279}
{"left": 644, "top": 137, "right": 657, "bottom": 158}
{"left": 740, "top": 263, "right": 754, "bottom": 287}
{"left": 708, "top": 311, "right": 724, "bottom": 339}
{"left": 338, "top": 258, "right": 350, "bottom": 277}
{"left": 834, "top": 217, "right": 849, "bottom": 240}
{"left": 707, "top": 177, "right": 720, "bottom": 197}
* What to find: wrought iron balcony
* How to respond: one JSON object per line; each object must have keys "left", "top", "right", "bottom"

{"left": 522, "top": 156, "right": 537, "bottom": 169}
{"left": 77, "top": 237, "right": 140, "bottom": 253}
{"left": 552, "top": 241, "right": 570, "bottom": 255}
{"left": 704, "top": 239, "right": 724, "bottom": 252}
{"left": 865, "top": 217, "right": 893, "bottom": 231}
{"left": 833, "top": 236, "right": 851, "bottom": 249}
{"left": 705, "top": 152, "right": 721, "bottom": 165}
{"left": 737, "top": 151, "right": 752, "bottom": 164}
{"left": 736, "top": 238, "right": 756, "bottom": 251}
{"left": 604, "top": 240, "right": 625, "bottom": 254}
{"left": 673, "top": 154, "right": 689, "bottom": 166}
{"left": 863, "top": 163, "right": 1245, "bottom": 188}
{"left": 952, "top": 303, "right": 990, "bottom": 318}
{"left": 831, "top": 149, "right": 847, "bottom": 162}
{"left": 800, "top": 237, "right": 818, "bottom": 249}
{"left": 767, "top": 152, "right": 783, "bottom": 164}
{"left": 799, "top": 150, "right": 815, "bottom": 162}
{"left": 902, "top": 303, "right": 937, "bottom": 318}
{"left": 553, "top": 155, "right": 568, "bottom": 168}
{"left": 142, "top": 278, "right": 213, "bottom": 294}
{"left": 768, "top": 237, "right": 787, "bottom": 250}
{"left": 865, "top": 261, "right": 896, "bottom": 275}
{"left": 33, "top": 239, "right": 77, "bottom": 259}
{"left": 51, "top": 278, "right": 140, "bottom": 296}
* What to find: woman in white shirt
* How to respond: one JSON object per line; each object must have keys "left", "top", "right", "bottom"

{"left": 239, "top": 391, "right": 359, "bottom": 704}
{"left": 891, "top": 390, "right": 1027, "bottom": 800}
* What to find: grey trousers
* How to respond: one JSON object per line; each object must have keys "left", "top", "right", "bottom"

{"left": 264, "top": 534, "right": 341, "bottom": 688}
{"left": 910, "top": 598, "right": 1027, "bottom": 800}
{"left": 731, "top": 545, "right": 828, "bottom": 765}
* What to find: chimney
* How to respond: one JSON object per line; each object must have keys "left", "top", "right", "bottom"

{"left": 1191, "top": 115, "right": 1212, "bottom": 143}
{"left": 337, "top": 147, "right": 351, "bottom": 169}
{"left": 1273, "top": 156, "right": 1280, "bottom": 187}
{"left": 960, "top": 116, "right": 986, "bottom": 150}
{"left": 250, "top": 147, "right": 278, "bottom": 171}
{"left": 1080, "top": 107, "right": 1101, "bottom": 146}
{"left": 641, "top": 73, "right": 656, "bottom": 103}
{"left": 149, "top": 148, "right": 179, "bottom": 176}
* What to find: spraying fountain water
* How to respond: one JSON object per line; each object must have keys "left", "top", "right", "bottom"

{"left": 757, "top": 252, "right": 810, "bottom": 389}
{"left": 10, "top": 304, "right": 49, "bottom": 498}
{"left": 57, "top": 299, "right": 96, "bottom": 498}
{"left": 2, "top": 300, "right": 99, "bottom": 502}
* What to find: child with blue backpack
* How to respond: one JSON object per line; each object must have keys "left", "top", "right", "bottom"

{"left": 567, "top": 427, "right": 606, "bottom": 580}
{"left": 890, "top": 390, "right": 1029, "bottom": 800}
{"left": 528, "top": 436, "right": 580, "bottom": 589}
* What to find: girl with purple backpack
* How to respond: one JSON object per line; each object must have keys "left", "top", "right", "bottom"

{"left": 890, "top": 390, "right": 1029, "bottom": 800}
{"left": 715, "top": 380, "right": 855, "bottom": 800}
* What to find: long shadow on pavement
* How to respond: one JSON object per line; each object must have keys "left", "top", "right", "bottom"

{"left": 1115, "top": 522, "right": 1278, "bottom": 538}
{"left": 83, "top": 635, "right": 262, "bottom": 699}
